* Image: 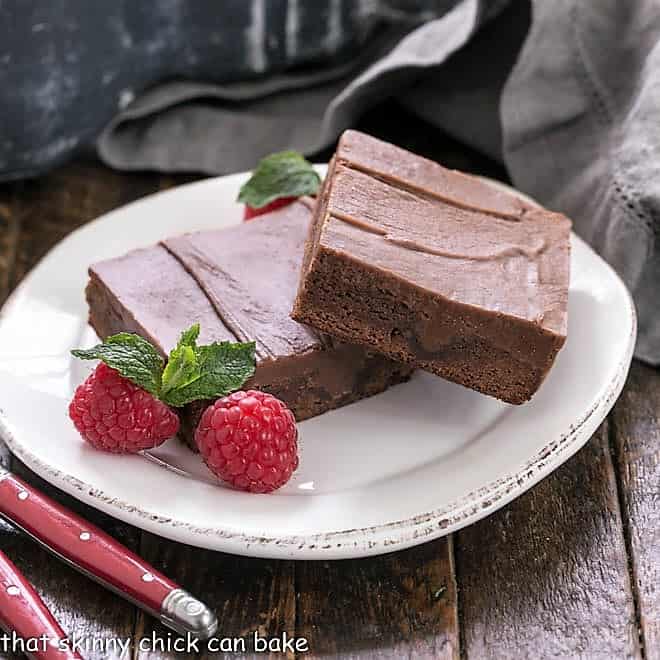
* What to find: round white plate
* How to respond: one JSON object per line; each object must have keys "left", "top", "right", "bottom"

{"left": 0, "top": 169, "right": 636, "bottom": 559}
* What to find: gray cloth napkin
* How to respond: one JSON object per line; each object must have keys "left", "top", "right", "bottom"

{"left": 97, "top": 0, "right": 488, "bottom": 173}
{"left": 98, "top": 0, "right": 660, "bottom": 363}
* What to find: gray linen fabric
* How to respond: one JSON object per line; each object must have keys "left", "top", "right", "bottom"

{"left": 502, "top": 0, "right": 660, "bottom": 363}
{"left": 97, "top": 0, "right": 488, "bottom": 173}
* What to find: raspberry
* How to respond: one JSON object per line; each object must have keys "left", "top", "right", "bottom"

{"left": 243, "top": 196, "right": 296, "bottom": 220}
{"left": 195, "top": 390, "right": 299, "bottom": 493}
{"left": 69, "top": 363, "right": 179, "bottom": 453}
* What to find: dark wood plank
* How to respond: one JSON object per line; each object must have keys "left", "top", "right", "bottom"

{"left": 134, "top": 533, "right": 296, "bottom": 659}
{"left": 7, "top": 161, "right": 184, "bottom": 290}
{"left": 611, "top": 361, "right": 660, "bottom": 660}
{"left": 296, "top": 538, "right": 459, "bottom": 659}
{"left": 456, "top": 424, "right": 641, "bottom": 659}
{"left": 0, "top": 186, "right": 21, "bottom": 305}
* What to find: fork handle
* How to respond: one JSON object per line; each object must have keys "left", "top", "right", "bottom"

{"left": 0, "top": 549, "right": 82, "bottom": 659}
{"left": 0, "top": 471, "right": 217, "bottom": 639}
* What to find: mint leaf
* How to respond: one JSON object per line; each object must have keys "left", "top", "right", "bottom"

{"left": 72, "top": 333, "right": 163, "bottom": 396}
{"left": 72, "top": 324, "right": 256, "bottom": 408}
{"left": 177, "top": 323, "right": 200, "bottom": 347}
{"left": 161, "top": 324, "right": 201, "bottom": 396}
{"left": 161, "top": 341, "right": 256, "bottom": 407}
{"left": 237, "top": 151, "right": 321, "bottom": 209}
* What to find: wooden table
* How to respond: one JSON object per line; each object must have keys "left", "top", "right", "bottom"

{"left": 0, "top": 105, "right": 658, "bottom": 659}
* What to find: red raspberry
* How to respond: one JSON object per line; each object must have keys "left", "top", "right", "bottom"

{"left": 243, "top": 196, "right": 296, "bottom": 220}
{"left": 195, "top": 390, "right": 299, "bottom": 493}
{"left": 68, "top": 363, "right": 179, "bottom": 453}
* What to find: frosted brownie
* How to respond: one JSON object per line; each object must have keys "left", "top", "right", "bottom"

{"left": 292, "top": 131, "right": 571, "bottom": 404}
{"left": 86, "top": 199, "right": 412, "bottom": 444}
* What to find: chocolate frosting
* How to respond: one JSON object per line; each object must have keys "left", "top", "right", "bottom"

{"left": 324, "top": 131, "right": 571, "bottom": 335}
{"left": 88, "top": 243, "right": 235, "bottom": 355}
{"left": 87, "top": 198, "right": 412, "bottom": 427}
{"left": 162, "top": 200, "right": 321, "bottom": 361}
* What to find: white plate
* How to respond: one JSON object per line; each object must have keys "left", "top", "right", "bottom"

{"left": 0, "top": 169, "right": 636, "bottom": 559}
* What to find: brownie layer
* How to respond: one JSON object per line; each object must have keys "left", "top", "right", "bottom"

{"left": 292, "top": 131, "right": 571, "bottom": 404}
{"left": 86, "top": 199, "right": 411, "bottom": 446}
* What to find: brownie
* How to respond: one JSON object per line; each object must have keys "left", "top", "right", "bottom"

{"left": 292, "top": 131, "right": 571, "bottom": 404}
{"left": 86, "top": 198, "right": 412, "bottom": 446}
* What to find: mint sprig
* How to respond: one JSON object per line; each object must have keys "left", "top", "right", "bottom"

{"left": 72, "top": 323, "right": 256, "bottom": 407}
{"left": 237, "top": 150, "right": 321, "bottom": 209}
{"left": 160, "top": 324, "right": 201, "bottom": 397}
{"left": 162, "top": 341, "right": 257, "bottom": 407}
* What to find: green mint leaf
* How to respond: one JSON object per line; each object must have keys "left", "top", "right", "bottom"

{"left": 161, "top": 324, "right": 201, "bottom": 396}
{"left": 71, "top": 333, "right": 163, "bottom": 395}
{"left": 161, "top": 341, "right": 256, "bottom": 407}
{"left": 177, "top": 323, "right": 200, "bottom": 347}
{"left": 237, "top": 151, "right": 321, "bottom": 209}
{"left": 72, "top": 324, "right": 255, "bottom": 408}
{"left": 161, "top": 345, "right": 198, "bottom": 396}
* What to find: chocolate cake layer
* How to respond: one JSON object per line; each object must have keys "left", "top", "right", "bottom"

{"left": 292, "top": 131, "right": 571, "bottom": 404}
{"left": 86, "top": 199, "right": 412, "bottom": 445}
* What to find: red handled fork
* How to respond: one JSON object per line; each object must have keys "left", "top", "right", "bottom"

{"left": 0, "top": 465, "right": 217, "bottom": 659}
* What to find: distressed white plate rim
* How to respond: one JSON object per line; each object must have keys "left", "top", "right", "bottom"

{"left": 0, "top": 168, "right": 636, "bottom": 559}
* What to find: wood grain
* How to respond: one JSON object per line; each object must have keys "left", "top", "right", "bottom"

{"left": 611, "top": 361, "right": 660, "bottom": 660}
{"left": 6, "top": 162, "right": 184, "bottom": 289}
{"left": 296, "top": 537, "right": 459, "bottom": 659}
{"left": 134, "top": 533, "right": 296, "bottom": 659}
{"left": 456, "top": 424, "right": 641, "bottom": 659}
{"left": 0, "top": 187, "right": 20, "bottom": 305}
